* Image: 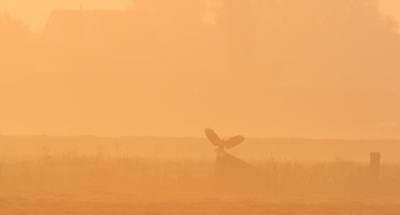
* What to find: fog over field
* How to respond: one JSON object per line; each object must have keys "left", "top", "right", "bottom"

{"left": 1, "top": 0, "right": 400, "bottom": 214}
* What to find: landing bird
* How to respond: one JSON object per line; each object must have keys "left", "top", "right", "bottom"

{"left": 204, "top": 128, "right": 245, "bottom": 155}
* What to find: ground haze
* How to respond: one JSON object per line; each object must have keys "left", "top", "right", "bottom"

{"left": 1, "top": 0, "right": 400, "bottom": 214}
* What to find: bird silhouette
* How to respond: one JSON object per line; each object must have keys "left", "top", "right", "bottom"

{"left": 204, "top": 127, "right": 245, "bottom": 155}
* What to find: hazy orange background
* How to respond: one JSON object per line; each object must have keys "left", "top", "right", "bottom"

{"left": 2, "top": 4, "right": 400, "bottom": 214}
{"left": 1, "top": 0, "right": 400, "bottom": 139}
{"left": 1, "top": 0, "right": 399, "bottom": 32}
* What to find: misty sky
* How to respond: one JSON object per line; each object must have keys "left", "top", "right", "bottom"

{"left": 1, "top": 0, "right": 399, "bottom": 32}
{"left": 1, "top": 0, "right": 400, "bottom": 138}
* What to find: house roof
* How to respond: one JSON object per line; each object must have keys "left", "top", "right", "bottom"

{"left": 38, "top": 9, "right": 228, "bottom": 71}
{"left": 40, "top": 9, "right": 214, "bottom": 57}
{"left": 42, "top": 10, "right": 154, "bottom": 51}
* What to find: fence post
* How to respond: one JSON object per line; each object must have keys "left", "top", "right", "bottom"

{"left": 369, "top": 152, "right": 381, "bottom": 180}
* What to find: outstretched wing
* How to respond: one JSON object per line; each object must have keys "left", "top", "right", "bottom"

{"left": 225, "top": 135, "right": 245, "bottom": 149}
{"left": 204, "top": 127, "right": 221, "bottom": 146}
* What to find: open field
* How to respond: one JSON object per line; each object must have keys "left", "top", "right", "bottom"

{"left": 1, "top": 136, "right": 400, "bottom": 214}
{"left": 2, "top": 190, "right": 400, "bottom": 215}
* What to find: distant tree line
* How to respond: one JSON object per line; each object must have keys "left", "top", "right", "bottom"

{"left": 132, "top": 0, "right": 399, "bottom": 85}
{"left": 1, "top": 1, "right": 399, "bottom": 87}
{"left": 0, "top": 12, "right": 38, "bottom": 72}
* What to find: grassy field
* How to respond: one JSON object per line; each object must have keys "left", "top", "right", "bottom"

{"left": 1, "top": 136, "right": 400, "bottom": 214}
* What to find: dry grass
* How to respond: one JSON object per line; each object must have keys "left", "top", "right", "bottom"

{"left": 2, "top": 137, "right": 400, "bottom": 214}
{"left": 1, "top": 145, "right": 400, "bottom": 195}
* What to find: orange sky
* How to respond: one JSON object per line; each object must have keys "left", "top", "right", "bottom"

{"left": 0, "top": 0, "right": 399, "bottom": 32}
{"left": 1, "top": 1, "right": 400, "bottom": 138}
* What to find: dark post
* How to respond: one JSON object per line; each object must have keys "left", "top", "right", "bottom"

{"left": 369, "top": 152, "right": 381, "bottom": 180}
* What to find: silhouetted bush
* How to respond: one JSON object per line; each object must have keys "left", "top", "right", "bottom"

{"left": 0, "top": 12, "right": 38, "bottom": 72}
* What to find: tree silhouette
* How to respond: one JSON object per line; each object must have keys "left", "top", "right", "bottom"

{"left": 250, "top": 0, "right": 399, "bottom": 84}
{"left": 130, "top": 0, "right": 209, "bottom": 70}
{"left": 207, "top": 0, "right": 399, "bottom": 85}
{"left": 0, "top": 12, "right": 37, "bottom": 72}
{"left": 129, "top": 0, "right": 399, "bottom": 86}
{"left": 221, "top": 0, "right": 256, "bottom": 73}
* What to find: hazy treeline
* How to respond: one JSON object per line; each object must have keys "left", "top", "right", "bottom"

{"left": 131, "top": 0, "right": 399, "bottom": 80}
{"left": 1, "top": 0, "right": 399, "bottom": 85}
{"left": 1, "top": 1, "right": 400, "bottom": 138}
{"left": 0, "top": 12, "right": 39, "bottom": 72}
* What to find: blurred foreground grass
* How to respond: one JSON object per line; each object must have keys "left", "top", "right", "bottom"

{"left": 1, "top": 145, "right": 400, "bottom": 196}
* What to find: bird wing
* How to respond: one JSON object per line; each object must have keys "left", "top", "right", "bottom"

{"left": 225, "top": 135, "right": 245, "bottom": 149}
{"left": 204, "top": 128, "right": 221, "bottom": 146}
